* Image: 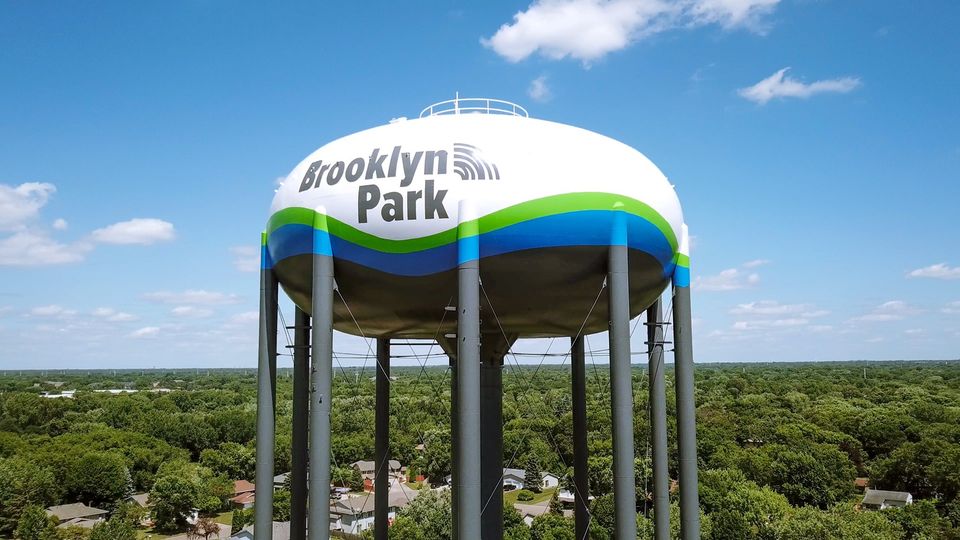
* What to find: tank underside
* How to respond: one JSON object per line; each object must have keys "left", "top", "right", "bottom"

{"left": 273, "top": 245, "right": 670, "bottom": 339}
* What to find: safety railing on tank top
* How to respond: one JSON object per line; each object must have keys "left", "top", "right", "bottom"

{"left": 419, "top": 96, "right": 529, "bottom": 118}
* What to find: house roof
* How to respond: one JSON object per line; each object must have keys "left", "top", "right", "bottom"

{"left": 854, "top": 477, "right": 870, "bottom": 488}
{"left": 56, "top": 517, "right": 100, "bottom": 529}
{"left": 45, "top": 503, "right": 109, "bottom": 522}
{"left": 351, "top": 460, "right": 402, "bottom": 473}
{"left": 231, "top": 492, "right": 256, "bottom": 505}
{"left": 862, "top": 489, "right": 911, "bottom": 505}
{"left": 234, "top": 480, "right": 256, "bottom": 494}
{"left": 330, "top": 490, "right": 419, "bottom": 515}
{"left": 504, "top": 468, "right": 525, "bottom": 479}
{"left": 233, "top": 521, "right": 292, "bottom": 540}
{"left": 129, "top": 493, "right": 150, "bottom": 507}
{"left": 514, "top": 503, "right": 550, "bottom": 519}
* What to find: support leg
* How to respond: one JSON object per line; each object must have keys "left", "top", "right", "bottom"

{"left": 480, "top": 357, "right": 503, "bottom": 540}
{"left": 256, "top": 234, "right": 279, "bottom": 540}
{"left": 456, "top": 254, "right": 481, "bottom": 539}
{"left": 291, "top": 308, "right": 310, "bottom": 540}
{"left": 647, "top": 300, "right": 670, "bottom": 540}
{"left": 308, "top": 252, "right": 334, "bottom": 540}
{"left": 673, "top": 281, "right": 701, "bottom": 540}
{"left": 608, "top": 243, "right": 637, "bottom": 539}
{"left": 449, "top": 355, "right": 459, "bottom": 536}
{"left": 571, "top": 336, "right": 590, "bottom": 540}
{"left": 375, "top": 339, "right": 391, "bottom": 540}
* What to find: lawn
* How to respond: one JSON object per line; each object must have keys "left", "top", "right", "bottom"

{"left": 504, "top": 486, "right": 557, "bottom": 506}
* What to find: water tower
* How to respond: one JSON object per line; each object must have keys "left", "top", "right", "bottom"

{"left": 254, "top": 98, "right": 700, "bottom": 540}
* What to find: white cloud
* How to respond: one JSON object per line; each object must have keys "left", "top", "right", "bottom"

{"left": 850, "top": 300, "right": 922, "bottom": 323}
{"left": 732, "top": 318, "right": 809, "bottom": 330}
{"left": 742, "top": 258, "right": 770, "bottom": 268}
{"left": 0, "top": 230, "right": 93, "bottom": 266}
{"left": 908, "top": 263, "right": 960, "bottom": 280}
{"left": 144, "top": 289, "right": 241, "bottom": 305}
{"left": 91, "top": 218, "right": 175, "bottom": 245}
{"left": 52, "top": 218, "right": 68, "bottom": 231}
{"left": 29, "top": 305, "right": 77, "bottom": 318}
{"left": 228, "top": 311, "right": 260, "bottom": 325}
{"left": 91, "top": 307, "right": 137, "bottom": 322}
{"left": 730, "top": 300, "right": 828, "bottom": 318}
{"left": 738, "top": 67, "right": 861, "bottom": 105}
{"left": 482, "top": 0, "right": 780, "bottom": 63}
{"left": 942, "top": 301, "right": 960, "bottom": 315}
{"left": 528, "top": 75, "right": 552, "bottom": 102}
{"left": 687, "top": 0, "right": 779, "bottom": 29}
{"left": 230, "top": 246, "right": 260, "bottom": 273}
{"left": 0, "top": 182, "right": 56, "bottom": 231}
{"left": 694, "top": 268, "right": 759, "bottom": 291}
{"left": 130, "top": 326, "right": 160, "bottom": 338}
{"left": 171, "top": 306, "right": 214, "bottom": 318}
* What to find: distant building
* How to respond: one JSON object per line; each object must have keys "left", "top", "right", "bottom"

{"left": 352, "top": 459, "right": 403, "bottom": 482}
{"left": 503, "top": 468, "right": 525, "bottom": 490}
{"left": 502, "top": 468, "right": 560, "bottom": 491}
{"left": 128, "top": 492, "right": 151, "bottom": 508}
{"left": 329, "top": 489, "right": 419, "bottom": 535}
{"left": 230, "top": 480, "right": 257, "bottom": 509}
{"left": 46, "top": 503, "right": 108, "bottom": 528}
{"left": 231, "top": 521, "right": 291, "bottom": 540}
{"left": 862, "top": 489, "right": 913, "bottom": 510}
{"left": 540, "top": 472, "right": 560, "bottom": 489}
{"left": 854, "top": 477, "right": 870, "bottom": 491}
{"left": 514, "top": 503, "right": 549, "bottom": 526}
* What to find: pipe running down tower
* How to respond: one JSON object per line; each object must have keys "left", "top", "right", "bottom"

{"left": 255, "top": 97, "right": 700, "bottom": 540}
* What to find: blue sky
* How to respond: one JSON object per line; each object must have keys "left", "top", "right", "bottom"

{"left": 1, "top": 0, "right": 957, "bottom": 369}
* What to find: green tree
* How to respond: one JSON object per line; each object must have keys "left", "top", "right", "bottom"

{"left": 397, "top": 489, "right": 452, "bottom": 540}
{"left": 388, "top": 516, "right": 425, "bottom": 540}
{"left": 0, "top": 457, "right": 59, "bottom": 535}
{"left": 15, "top": 505, "right": 57, "bottom": 540}
{"left": 89, "top": 515, "right": 136, "bottom": 540}
{"left": 231, "top": 508, "right": 253, "bottom": 535}
{"left": 273, "top": 488, "right": 291, "bottom": 521}
{"left": 525, "top": 456, "right": 542, "bottom": 493}
{"left": 530, "top": 513, "right": 574, "bottom": 540}
{"left": 66, "top": 452, "right": 132, "bottom": 508}
{"left": 149, "top": 474, "right": 199, "bottom": 531}
{"left": 199, "top": 442, "right": 255, "bottom": 481}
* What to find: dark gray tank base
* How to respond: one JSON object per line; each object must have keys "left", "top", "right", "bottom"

{"left": 272, "top": 246, "right": 670, "bottom": 338}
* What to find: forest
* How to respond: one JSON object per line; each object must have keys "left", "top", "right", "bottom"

{"left": 0, "top": 360, "right": 957, "bottom": 539}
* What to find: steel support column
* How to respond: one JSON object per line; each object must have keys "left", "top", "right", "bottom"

{"left": 571, "top": 336, "right": 590, "bottom": 540}
{"left": 291, "top": 308, "right": 310, "bottom": 540}
{"left": 673, "top": 283, "right": 700, "bottom": 540}
{"left": 308, "top": 242, "right": 335, "bottom": 539}
{"left": 255, "top": 233, "right": 279, "bottom": 540}
{"left": 375, "top": 339, "right": 391, "bottom": 540}
{"left": 647, "top": 300, "right": 670, "bottom": 540}
{"left": 608, "top": 243, "right": 637, "bottom": 539}
{"left": 456, "top": 210, "right": 481, "bottom": 540}
{"left": 450, "top": 354, "right": 459, "bottom": 536}
{"left": 480, "top": 356, "right": 503, "bottom": 540}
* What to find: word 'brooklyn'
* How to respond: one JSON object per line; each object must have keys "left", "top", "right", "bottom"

{"left": 299, "top": 146, "right": 450, "bottom": 224}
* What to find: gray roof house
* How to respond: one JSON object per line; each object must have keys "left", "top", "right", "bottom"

{"left": 862, "top": 489, "right": 913, "bottom": 510}
{"left": 231, "top": 521, "right": 292, "bottom": 540}
{"left": 45, "top": 503, "right": 109, "bottom": 528}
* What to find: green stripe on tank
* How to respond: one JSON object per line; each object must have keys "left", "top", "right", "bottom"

{"left": 266, "top": 192, "right": 678, "bottom": 254}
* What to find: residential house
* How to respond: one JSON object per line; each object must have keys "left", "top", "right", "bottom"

{"left": 540, "top": 472, "right": 560, "bottom": 489}
{"left": 231, "top": 480, "right": 257, "bottom": 509}
{"left": 515, "top": 503, "right": 549, "bottom": 527}
{"left": 45, "top": 503, "right": 108, "bottom": 529}
{"left": 329, "top": 489, "right": 419, "bottom": 535}
{"left": 503, "top": 468, "right": 525, "bottom": 491}
{"left": 862, "top": 489, "right": 913, "bottom": 510}
{"left": 352, "top": 459, "right": 403, "bottom": 481}
{"left": 231, "top": 521, "right": 292, "bottom": 540}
